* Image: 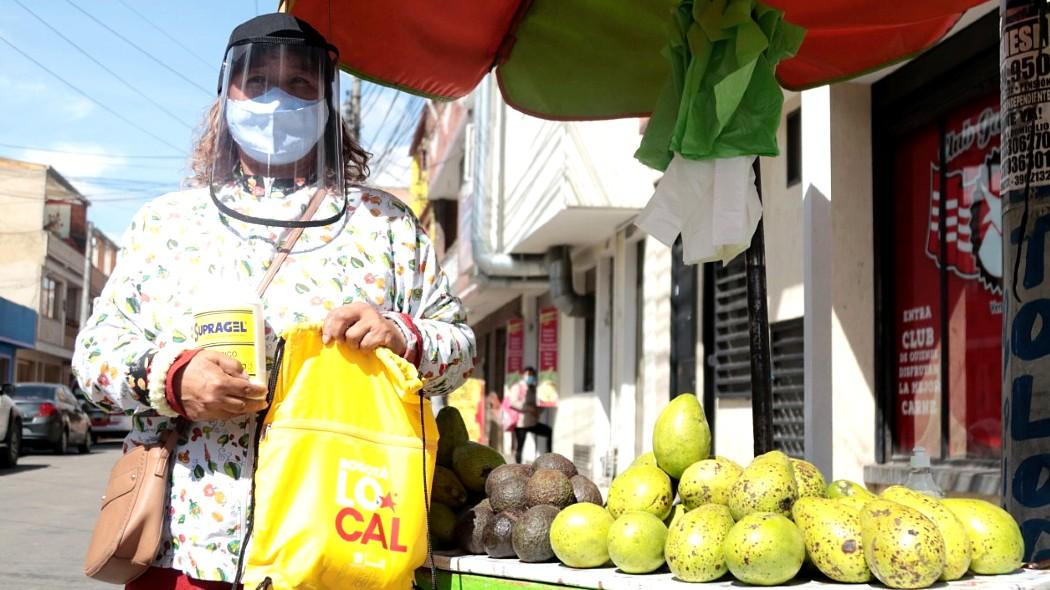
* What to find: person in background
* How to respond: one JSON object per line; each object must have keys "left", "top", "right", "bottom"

{"left": 73, "top": 13, "right": 474, "bottom": 589}
{"left": 508, "top": 366, "right": 552, "bottom": 463}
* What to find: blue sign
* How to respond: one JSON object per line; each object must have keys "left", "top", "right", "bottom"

{"left": 0, "top": 296, "right": 36, "bottom": 349}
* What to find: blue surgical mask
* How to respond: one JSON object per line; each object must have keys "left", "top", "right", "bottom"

{"left": 225, "top": 87, "right": 328, "bottom": 166}
{"left": 526, "top": 375, "right": 537, "bottom": 386}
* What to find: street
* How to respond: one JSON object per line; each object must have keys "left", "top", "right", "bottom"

{"left": 0, "top": 441, "right": 123, "bottom": 590}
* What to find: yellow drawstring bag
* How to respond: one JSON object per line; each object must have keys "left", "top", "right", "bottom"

{"left": 239, "top": 324, "right": 438, "bottom": 590}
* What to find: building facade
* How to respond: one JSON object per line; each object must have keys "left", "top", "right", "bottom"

{"left": 411, "top": 2, "right": 1002, "bottom": 497}
{"left": 0, "top": 158, "right": 118, "bottom": 386}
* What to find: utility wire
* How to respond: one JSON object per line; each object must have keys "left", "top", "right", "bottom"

{"left": 0, "top": 34, "right": 186, "bottom": 153}
{"left": 67, "top": 176, "right": 176, "bottom": 189}
{"left": 0, "top": 143, "right": 186, "bottom": 160}
{"left": 371, "top": 110, "right": 417, "bottom": 173}
{"left": 361, "top": 83, "right": 385, "bottom": 121}
{"left": 63, "top": 0, "right": 213, "bottom": 96}
{"left": 367, "top": 91, "right": 404, "bottom": 145}
{"left": 11, "top": 0, "right": 193, "bottom": 130}
{"left": 370, "top": 97, "right": 425, "bottom": 177}
{"left": 115, "top": 0, "right": 217, "bottom": 73}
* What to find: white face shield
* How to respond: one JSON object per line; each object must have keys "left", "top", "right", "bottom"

{"left": 211, "top": 41, "right": 345, "bottom": 228}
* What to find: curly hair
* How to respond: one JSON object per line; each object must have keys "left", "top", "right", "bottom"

{"left": 187, "top": 98, "right": 371, "bottom": 187}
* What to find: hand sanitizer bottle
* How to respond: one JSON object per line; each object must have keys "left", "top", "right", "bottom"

{"left": 903, "top": 446, "right": 945, "bottom": 498}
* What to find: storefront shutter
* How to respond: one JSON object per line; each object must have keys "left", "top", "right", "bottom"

{"left": 712, "top": 257, "right": 751, "bottom": 398}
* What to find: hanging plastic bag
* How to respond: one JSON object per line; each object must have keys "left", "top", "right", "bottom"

{"left": 239, "top": 324, "right": 438, "bottom": 590}
{"left": 500, "top": 393, "right": 521, "bottom": 432}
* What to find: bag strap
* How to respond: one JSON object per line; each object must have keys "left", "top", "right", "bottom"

{"left": 419, "top": 393, "right": 438, "bottom": 590}
{"left": 254, "top": 188, "right": 331, "bottom": 298}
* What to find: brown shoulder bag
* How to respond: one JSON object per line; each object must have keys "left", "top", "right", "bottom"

{"left": 83, "top": 424, "right": 183, "bottom": 583}
{"left": 83, "top": 188, "right": 330, "bottom": 584}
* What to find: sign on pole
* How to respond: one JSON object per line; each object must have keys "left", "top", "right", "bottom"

{"left": 1001, "top": 0, "right": 1050, "bottom": 562}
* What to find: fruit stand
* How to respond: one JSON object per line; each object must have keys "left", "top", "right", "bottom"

{"left": 417, "top": 555, "right": 1050, "bottom": 590}
{"left": 282, "top": 0, "right": 1050, "bottom": 583}
{"left": 413, "top": 395, "right": 1050, "bottom": 590}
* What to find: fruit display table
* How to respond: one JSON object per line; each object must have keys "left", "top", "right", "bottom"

{"left": 416, "top": 554, "right": 1050, "bottom": 590}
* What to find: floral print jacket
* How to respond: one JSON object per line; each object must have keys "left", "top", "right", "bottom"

{"left": 73, "top": 178, "right": 475, "bottom": 582}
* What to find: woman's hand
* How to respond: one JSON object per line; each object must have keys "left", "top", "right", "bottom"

{"left": 322, "top": 302, "right": 407, "bottom": 357}
{"left": 173, "top": 351, "right": 269, "bottom": 421}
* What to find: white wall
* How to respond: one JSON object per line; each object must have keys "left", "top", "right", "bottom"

{"left": 0, "top": 164, "right": 46, "bottom": 233}
{"left": 0, "top": 165, "right": 47, "bottom": 310}
{"left": 763, "top": 94, "right": 806, "bottom": 323}
{"left": 0, "top": 232, "right": 45, "bottom": 311}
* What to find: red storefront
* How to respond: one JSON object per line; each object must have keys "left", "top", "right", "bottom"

{"left": 873, "top": 10, "right": 1004, "bottom": 479}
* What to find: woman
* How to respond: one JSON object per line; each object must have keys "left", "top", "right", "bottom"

{"left": 73, "top": 13, "right": 475, "bottom": 588}
{"left": 508, "top": 367, "right": 552, "bottom": 463}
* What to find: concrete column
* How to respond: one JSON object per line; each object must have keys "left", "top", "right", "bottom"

{"left": 829, "top": 84, "right": 875, "bottom": 483}
{"left": 798, "top": 84, "right": 876, "bottom": 482}
{"left": 641, "top": 241, "right": 672, "bottom": 453}
{"left": 802, "top": 86, "right": 834, "bottom": 476}
{"left": 611, "top": 231, "right": 640, "bottom": 471}
{"left": 595, "top": 256, "right": 615, "bottom": 480}
{"left": 553, "top": 308, "right": 576, "bottom": 461}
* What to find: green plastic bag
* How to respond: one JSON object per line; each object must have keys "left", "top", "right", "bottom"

{"left": 636, "top": 0, "right": 806, "bottom": 170}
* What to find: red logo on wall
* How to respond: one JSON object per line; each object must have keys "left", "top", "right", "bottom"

{"left": 927, "top": 130, "right": 1002, "bottom": 294}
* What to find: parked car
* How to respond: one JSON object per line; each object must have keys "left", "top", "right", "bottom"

{"left": 0, "top": 384, "right": 23, "bottom": 467}
{"left": 10, "top": 383, "right": 92, "bottom": 454}
{"left": 74, "top": 388, "right": 131, "bottom": 442}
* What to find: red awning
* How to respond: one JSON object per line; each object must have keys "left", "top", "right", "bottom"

{"left": 285, "top": 0, "right": 989, "bottom": 119}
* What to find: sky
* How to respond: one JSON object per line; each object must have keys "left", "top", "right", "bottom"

{"left": 0, "top": 1, "right": 422, "bottom": 243}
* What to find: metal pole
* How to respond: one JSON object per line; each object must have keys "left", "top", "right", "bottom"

{"left": 747, "top": 160, "right": 775, "bottom": 455}
{"left": 351, "top": 77, "right": 362, "bottom": 143}
{"left": 1001, "top": 0, "right": 1050, "bottom": 563}
{"left": 79, "top": 221, "right": 93, "bottom": 329}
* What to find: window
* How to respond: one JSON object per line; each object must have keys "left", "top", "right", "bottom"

{"left": 16, "top": 360, "right": 33, "bottom": 382}
{"left": 43, "top": 364, "right": 61, "bottom": 384}
{"left": 771, "top": 318, "right": 805, "bottom": 457}
{"left": 887, "top": 93, "right": 1001, "bottom": 461}
{"left": 65, "top": 287, "right": 80, "bottom": 324}
{"left": 786, "top": 108, "right": 801, "bottom": 187}
{"left": 40, "top": 276, "right": 58, "bottom": 319}
{"left": 433, "top": 199, "right": 459, "bottom": 254}
{"left": 670, "top": 237, "right": 698, "bottom": 396}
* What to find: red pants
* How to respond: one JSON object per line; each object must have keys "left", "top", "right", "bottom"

{"left": 125, "top": 567, "right": 241, "bottom": 590}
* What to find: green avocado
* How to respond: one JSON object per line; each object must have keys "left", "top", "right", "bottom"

{"left": 482, "top": 510, "right": 523, "bottom": 558}
{"left": 452, "top": 442, "right": 506, "bottom": 494}
{"left": 436, "top": 407, "right": 469, "bottom": 468}
{"left": 454, "top": 500, "right": 493, "bottom": 555}
{"left": 490, "top": 473, "right": 530, "bottom": 513}
{"left": 525, "top": 469, "right": 576, "bottom": 509}
{"left": 512, "top": 504, "right": 561, "bottom": 562}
